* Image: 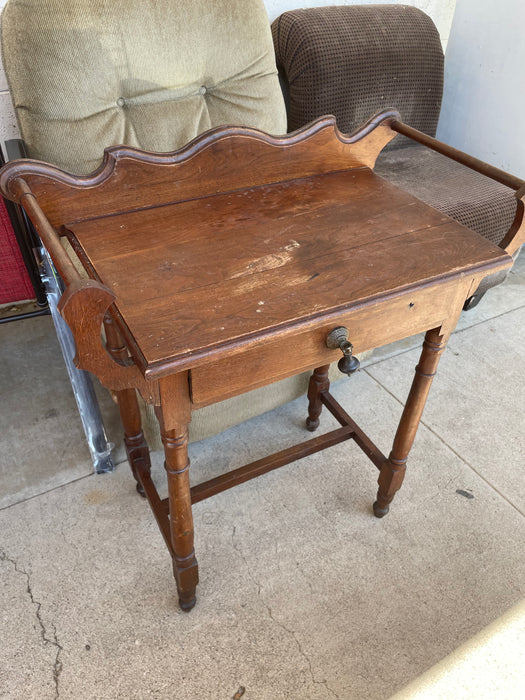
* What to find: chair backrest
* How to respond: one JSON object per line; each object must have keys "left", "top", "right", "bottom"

{"left": 272, "top": 4, "right": 444, "bottom": 145}
{"left": 2, "top": 0, "right": 287, "bottom": 174}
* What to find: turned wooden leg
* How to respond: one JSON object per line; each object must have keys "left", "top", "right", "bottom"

{"left": 103, "top": 314, "right": 151, "bottom": 495}
{"left": 159, "top": 422, "right": 199, "bottom": 612}
{"left": 373, "top": 328, "right": 448, "bottom": 518}
{"left": 117, "top": 389, "right": 151, "bottom": 496}
{"left": 306, "top": 364, "right": 330, "bottom": 431}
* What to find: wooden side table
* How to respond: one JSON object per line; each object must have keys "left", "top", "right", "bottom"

{"left": 1, "top": 110, "right": 522, "bottom": 611}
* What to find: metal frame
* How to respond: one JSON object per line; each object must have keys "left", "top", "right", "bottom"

{"left": 1, "top": 139, "right": 115, "bottom": 473}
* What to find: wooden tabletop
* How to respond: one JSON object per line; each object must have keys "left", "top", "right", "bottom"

{"left": 66, "top": 166, "right": 510, "bottom": 374}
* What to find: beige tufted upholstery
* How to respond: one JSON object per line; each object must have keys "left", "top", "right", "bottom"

{"left": 1, "top": 0, "right": 287, "bottom": 175}
{"left": 1, "top": 0, "right": 327, "bottom": 449}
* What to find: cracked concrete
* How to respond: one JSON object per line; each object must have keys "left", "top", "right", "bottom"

{"left": 231, "top": 525, "right": 340, "bottom": 698}
{"left": 1, "top": 255, "right": 524, "bottom": 698}
{"left": 1, "top": 550, "right": 62, "bottom": 698}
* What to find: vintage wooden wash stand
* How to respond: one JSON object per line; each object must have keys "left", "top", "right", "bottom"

{"left": 2, "top": 110, "right": 523, "bottom": 611}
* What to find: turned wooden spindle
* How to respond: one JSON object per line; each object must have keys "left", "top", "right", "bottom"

{"left": 306, "top": 364, "right": 331, "bottom": 431}
{"left": 159, "top": 423, "right": 199, "bottom": 611}
{"left": 103, "top": 313, "right": 152, "bottom": 496}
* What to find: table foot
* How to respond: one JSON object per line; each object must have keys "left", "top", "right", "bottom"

{"left": 306, "top": 365, "right": 330, "bottom": 432}
{"left": 372, "top": 500, "right": 390, "bottom": 518}
{"left": 173, "top": 556, "right": 198, "bottom": 611}
{"left": 374, "top": 455, "right": 406, "bottom": 517}
{"left": 305, "top": 417, "right": 320, "bottom": 432}
{"left": 179, "top": 595, "right": 197, "bottom": 612}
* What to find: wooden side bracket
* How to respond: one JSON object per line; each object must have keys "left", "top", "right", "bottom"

{"left": 58, "top": 279, "right": 156, "bottom": 401}
{"left": 1, "top": 177, "right": 156, "bottom": 402}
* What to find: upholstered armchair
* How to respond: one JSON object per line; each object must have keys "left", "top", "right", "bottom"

{"left": 1, "top": 0, "right": 309, "bottom": 453}
{"left": 272, "top": 4, "right": 521, "bottom": 309}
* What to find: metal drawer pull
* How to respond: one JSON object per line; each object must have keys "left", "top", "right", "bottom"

{"left": 326, "top": 326, "right": 360, "bottom": 376}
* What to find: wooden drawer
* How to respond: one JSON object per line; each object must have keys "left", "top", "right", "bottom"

{"left": 190, "top": 278, "right": 468, "bottom": 408}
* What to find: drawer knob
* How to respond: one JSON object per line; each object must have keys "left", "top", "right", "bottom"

{"left": 326, "top": 326, "right": 360, "bottom": 376}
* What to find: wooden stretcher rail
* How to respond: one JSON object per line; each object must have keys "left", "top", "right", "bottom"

{"left": 320, "top": 391, "right": 386, "bottom": 470}
{"left": 189, "top": 424, "right": 355, "bottom": 504}
{"left": 149, "top": 389, "right": 388, "bottom": 512}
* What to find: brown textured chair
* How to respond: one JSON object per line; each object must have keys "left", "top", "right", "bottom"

{"left": 272, "top": 4, "right": 521, "bottom": 308}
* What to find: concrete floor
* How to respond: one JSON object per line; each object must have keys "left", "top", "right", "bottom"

{"left": 1, "top": 254, "right": 524, "bottom": 699}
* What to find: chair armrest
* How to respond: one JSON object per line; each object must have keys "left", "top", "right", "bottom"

{"left": 5, "top": 138, "right": 29, "bottom": 161}
{"left": 390, "top": 120, "right": 525, "bottom": 256}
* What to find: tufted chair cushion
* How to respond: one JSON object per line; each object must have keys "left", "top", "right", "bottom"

{"left": 2, "top": 0, "right": 287, "bottom": 175}
{"left": 1, "top": 0, "right": 304, "bottom": 449}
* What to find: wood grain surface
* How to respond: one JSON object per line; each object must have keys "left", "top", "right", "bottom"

{"left": 0, "top": 113, "right": 398, "bottom": 229}
{"left": 66, "top": 167, "right": 510, "bottom": 376}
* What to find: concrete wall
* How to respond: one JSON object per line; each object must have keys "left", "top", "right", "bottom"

{"left": 437, "top": 0, "right": 525, "bottom": 178}
{"left": 0, "top": 0, "right": 454, "bottom": 146}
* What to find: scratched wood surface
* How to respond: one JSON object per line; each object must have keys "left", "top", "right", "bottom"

{"left": 66, "top": 166, "right": 509, "bottom": 375}
{"left": 189, "top": 278, "right": 464, "bottom": 407}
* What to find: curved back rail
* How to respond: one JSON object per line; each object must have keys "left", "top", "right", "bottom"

{"left": 2, "top": 110, "right": 523, "bottom": 255}
{"left": 0, "top": 111, "right": 399, "bottom": 230}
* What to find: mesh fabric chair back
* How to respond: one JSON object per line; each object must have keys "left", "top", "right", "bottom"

{"left": 272, "top": 4, "right": 443, "bottom": 143}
